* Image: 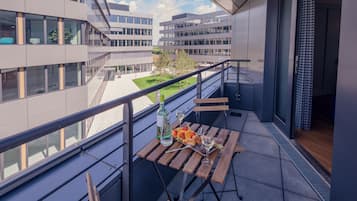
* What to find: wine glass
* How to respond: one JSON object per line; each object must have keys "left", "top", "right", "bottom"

{"left": 176, "top": 110, "right": 185, "bottom": 127}
{"left": 201, "top": 135, "right": 215, "bottom": 165}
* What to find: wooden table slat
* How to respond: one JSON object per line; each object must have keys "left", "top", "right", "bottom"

{"left": 157, "top": 142, "right": 183, "bottom": 166}
{"left": 195, "top": 129, "right": 230, "bottom": 179}
{"left": 182, "top": 126, "right": 219, "bottom": 174}
{"left": 211, "top": 131, "right": 240, "bottom": 184}
{"left": 146, "top": 122, "right": 191, "bottom": 161}
{"left": 137, "top": 139, "right": 160, "bottom": 158}
{"left": 158, "top": 124, "right": 207, "bottom": 166}
{"left": 168, "top": 124, "right": 202, "bottom": 170}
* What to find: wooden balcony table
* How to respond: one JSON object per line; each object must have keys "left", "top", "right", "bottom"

{"left": 137, "top": 122, "right": 245, "bottom": 201}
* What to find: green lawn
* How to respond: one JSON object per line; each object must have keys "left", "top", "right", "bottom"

{"left": 133, "top": 74, "right": 196, "bottom": 102}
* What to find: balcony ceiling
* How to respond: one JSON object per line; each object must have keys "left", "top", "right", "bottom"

{"left": 212, "top": 0, "right": 249, "bottom": 15}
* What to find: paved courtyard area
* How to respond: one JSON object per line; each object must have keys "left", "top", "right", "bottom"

{"left": 157, "top": 110, "right": 324, "bottom": 201}
{"left": 88, "top": 72, "right": 154, "bottom": 136}
{"left": 89, "top": 71, "right": 217, "bottom": 136}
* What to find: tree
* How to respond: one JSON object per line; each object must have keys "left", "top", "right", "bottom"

{"left": 175, "top": 50, "right": 197, "bottom": 76}
{"left": 154, "top": 51, "right": 172, "bottom": 75}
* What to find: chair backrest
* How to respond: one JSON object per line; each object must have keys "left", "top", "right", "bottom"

{"left": 193, "top": 97, "right": 229, "bottom": 112}
{"left": 86, "top": 172, "right": 101, "bottom": 201}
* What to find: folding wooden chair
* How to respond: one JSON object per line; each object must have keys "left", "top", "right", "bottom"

{"left": 193, "top": 97, "right": 229, "bottom": 128}
{"left": 86, "top": 172, "right": 101, "bottom": 201}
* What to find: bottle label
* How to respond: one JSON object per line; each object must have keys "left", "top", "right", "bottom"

{"left": 157, "top": 115, "right": 164, "bottom": 127}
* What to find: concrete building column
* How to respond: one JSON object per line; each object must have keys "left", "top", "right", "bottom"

{"left": 16, "top": 12, "right": 28, "bottom": 170}
{"left": 58, "top": 18, "right": 64, "bottom": 45}
{"left": 58, "top": 17, "right": 65, "bottom": 150}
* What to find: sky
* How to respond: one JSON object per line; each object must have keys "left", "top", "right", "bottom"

{"left": 108, "top": 0, "right": 222, "bottom": 45}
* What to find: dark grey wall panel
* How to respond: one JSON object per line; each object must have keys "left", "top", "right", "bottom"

{"left": 330, "top": 1, "right": 357, "bottom": 200}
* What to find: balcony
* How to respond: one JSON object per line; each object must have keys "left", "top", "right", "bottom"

{"left": 0, "top": 60, "right": 328, "bottom": 201}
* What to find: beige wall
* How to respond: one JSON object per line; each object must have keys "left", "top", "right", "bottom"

{"left": 0, "top": 45, "right": 88, "bottom": 69}
{"left": 231, "top": 0, "right": 267, "bottom": 72}
{"left": 0, "top": 0, "right": 87, "bottom": 21}
{"left": 0, "top": 86, "right": 88, "bottom": 139}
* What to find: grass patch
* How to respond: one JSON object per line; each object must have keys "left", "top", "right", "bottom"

{"left": 133, "top": 74, "right": 196, "bottom": 102}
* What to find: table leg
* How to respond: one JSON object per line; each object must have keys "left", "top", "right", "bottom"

{"left": 152, "top": 162, "right": 174, "bottom": 201}
{"left": 209, "top": 181, "right": 221, "bottom": 201}
{"left": 178, "top": 173, "right": 188, "bottom": 201}
{"left": 188, "top": 178, "right": 210, "bottom": 201}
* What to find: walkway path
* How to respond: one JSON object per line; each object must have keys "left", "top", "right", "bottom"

{"left": 88, "top": 72, "right": 154, "bottom": 136}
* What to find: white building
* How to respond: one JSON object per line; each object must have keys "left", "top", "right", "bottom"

{"left": 159, "top": 11, "right": 232, "bottom": 64}
{"left": 104, "top": 3, "right": 153, "bottom": 74}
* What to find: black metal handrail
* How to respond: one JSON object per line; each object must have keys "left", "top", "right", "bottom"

{"left": 0, "top": 59, "right": 249, "bottom": 153}
{"left": 0, "top": 59, "right": 250, "bottom": 201}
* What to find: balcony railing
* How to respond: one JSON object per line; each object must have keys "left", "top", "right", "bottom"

{"left": 0, "top": 59, "right": 250, "bottom": 199}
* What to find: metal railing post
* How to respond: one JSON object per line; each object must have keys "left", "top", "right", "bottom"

{"left": 220, "top": 63, "right": 225, "bottom": 96}
{"left": 226, "top": 62, "right": 230, "bottom": 81}
{"left": 236, "top": 62, "right": 241, "bottom": 101}
{"left": 123, "top": 101, "right": 133, "bottom": 201}
{"left": 196, "top": 73, "right": 202, "bottom": 123}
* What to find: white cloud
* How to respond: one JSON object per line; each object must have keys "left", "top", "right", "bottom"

{"left": 195, "top": 2, "right": 218, "bottom": 14}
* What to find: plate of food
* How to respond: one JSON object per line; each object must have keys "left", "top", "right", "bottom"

{"left": 170, "top": 126, "right": 223, "bottom": 156}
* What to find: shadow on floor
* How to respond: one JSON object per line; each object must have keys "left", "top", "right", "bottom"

{"left": 157, "top": 110, "right": 322, "bottom": 201}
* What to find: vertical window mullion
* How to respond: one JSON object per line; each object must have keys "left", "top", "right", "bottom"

{"left": 0, "top": 153, "right": 4, "bottom": 181}
{"left": 43, "top": 17, "right": 47, "bottom": 44}
{"left": 45, "top": 66, "right": 48, "bottom": 92}
{"left": 0, "top": 71, "right": 3, "bottom": 102}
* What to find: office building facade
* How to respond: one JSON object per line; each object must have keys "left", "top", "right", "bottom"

{"left": 0, "top": 0, "right": 111, "bottom": 180}
{"left": 104, "top": 3, "right": 153, "bottom": 74}
{"left": 159, "top": 11, "right": 232, "bottom": 64}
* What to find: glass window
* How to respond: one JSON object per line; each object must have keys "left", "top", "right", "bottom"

{"left": 142, "top": 18, "right": 148, "bottom": 24}
{"left": 119, "top": 16, "right": 126, "bottom": 23}
{"left": 3, "top": 147, "right": 21, "bottom": 179}
{"left": 26, "top": 14, "right": 44, "bottom": 44}
{"left": 0, "top": 10, "right": 16, "bottom": 44}
{"left": 46, "top": 17, "right": 58, "bottom": 44}
{"left": 135, "top": 17, "right": 141, "bottom": 24}
{"left": 65, "top": 63, "right": 82, "bottom": 88}
{"left": 65, "top": 122, "right": 82, "bottom": 147}
{"left": 110, "top": 15, "right": 117, "bottom": 22}
{"left": 27, "top": 66, "right": 45, "bottom": 96}
{"left": 127, "top": 16, "right": 133, "bottom": 23}
{"left": 64, "top": 20, "right": 82, "bottom": 45}
{"left": 47, "top": 65, "right": 59, "bottom": 92}
{"left": 48, "top": 131, "right": 60, "bottom": 156}
{"left": 27, "top": 136, "right": 47, "bottom": 167}
{"left": 1, "top": 69, "right": 18, "bottom": 102}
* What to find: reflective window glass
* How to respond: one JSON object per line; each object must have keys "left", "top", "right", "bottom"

{"left": 119, "top": 16, "right": 126, "bottom": 23}
{"left": 127, "top": 16, "right": 133, "bottom": 23}
{"left": 1, "top": 69, "right": 18, "bottom": 102}
{"left": 26, "top": 14, "right": 44, "bottom": 44}
{"left": 3, "top": 147, "right": 21, "bottom": 179}
{"left": 48, "top": 131, "right": 60, "bottom": 156}
{"left": 27, "top": 66, "right": 46, "bottom": 96}
{"left": 65, "top": 63, "right": 82, "bottom": 88}
{"left": 65, "top": 123, "right": 82, "bottom": 147}
{"left": 64, "top": 20, "right": 83, "bottom": 45}
{"left": 47, "top": 65, "right": 59, "bottom": 92}
{"left": 27, "top": 136, "right": 47, "bottom": 167}
{"left": 46, "top": 17, "right": 58, "bottom": 44}
{"left": 0, "top": 11, "right": 16, "bottom": 44}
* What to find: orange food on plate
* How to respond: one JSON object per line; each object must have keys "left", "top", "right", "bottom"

{"left": 173, "top": 126, "right": 200, "bottom": 146}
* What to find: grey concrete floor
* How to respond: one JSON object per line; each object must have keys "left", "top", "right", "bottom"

{"left": 157, "top": 110, "right": 321, "bottom": 201}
